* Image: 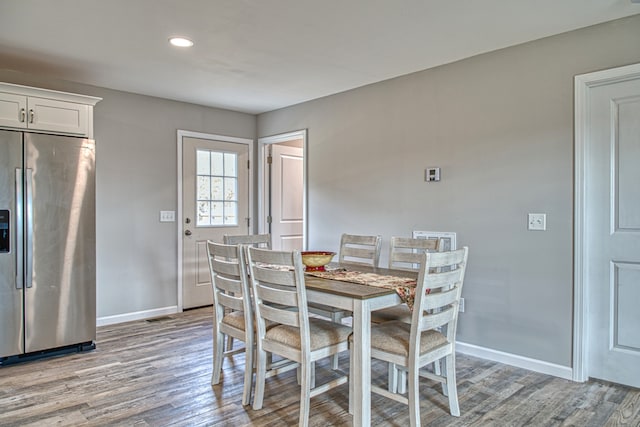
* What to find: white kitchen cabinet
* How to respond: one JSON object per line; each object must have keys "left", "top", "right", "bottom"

{"left": 0, "top": 83, "right": 101, "bottom": 138}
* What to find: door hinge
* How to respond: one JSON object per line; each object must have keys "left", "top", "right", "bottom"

{"left": 246, "top": 217, "right": 250, "bottom": 227}
{"left": 267, "top": 155, "right": 273, "bottom": 165}
{"left": 267, "top": 215, "right": 272, "bottom": 224}
{"left": 247, "top": 159, "right": 250, "bottom": 169}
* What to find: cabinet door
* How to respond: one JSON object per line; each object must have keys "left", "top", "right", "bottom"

{"left": 0, "top": 92, "right": 27, "bottom": 129}
{"left": 28, "top": 97, "right": 89, "bottom": 136}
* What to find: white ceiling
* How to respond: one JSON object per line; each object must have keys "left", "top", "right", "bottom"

{"left": 1, "top": 1, "right": 638, "bottom": 114}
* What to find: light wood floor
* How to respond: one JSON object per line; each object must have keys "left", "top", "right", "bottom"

{"left": 1, "top": 307, "right": 638, "bottom": 426}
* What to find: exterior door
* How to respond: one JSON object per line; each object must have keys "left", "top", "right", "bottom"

{"left": 585, "top": 69, "right": 640, "bottom": 388}
{"left": 182, "top": 135, "right": 249, "bottom": 309}
{"left": 269, "top": 143, "right": 303, "bottom": 251}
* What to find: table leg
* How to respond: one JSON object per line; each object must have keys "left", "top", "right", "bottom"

{"left": 351, "top": 299, "right": 371, "bottom": 427}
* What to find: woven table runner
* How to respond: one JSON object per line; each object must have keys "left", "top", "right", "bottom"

{"left": 306, "top": 269, "right": 419, "bottom": 310}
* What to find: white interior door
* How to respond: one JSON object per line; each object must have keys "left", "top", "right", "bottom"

{"left": 585, "top": 70, "right": 640, "bottom": 388}
{"left": 182, "top": 135, "right": 250, "bottom": 309}
{"left": 269, "top": 143, "right": 304, "bottom": 251}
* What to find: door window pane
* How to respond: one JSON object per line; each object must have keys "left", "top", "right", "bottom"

{"left": 196, "top": 149, "right": 238, "bottom": 226}
{"left": 224, "top": 177, "right": 237, "bottom": 201}
{"left": 211, "top": 152, "right": 224, "bottom": 175}
{"left": 224, "top": 201, "right": 237, "bottom": 223}
{"left": 197, "top": 150, "right": 210, "bottom": 175}
{"left": 197, "top": 201, "right": 210, "bottom": 226}
{"left": 211, "top": 202, "right": 224, "bottom": 225}
{"left": 224, "top": 152, "right": 236, "bottom": 176}
{"left": 197, "top": 176, "right": 210, "bottom": 200}
{"left": 211, "top": 177, "right": 224, "bottom": 200}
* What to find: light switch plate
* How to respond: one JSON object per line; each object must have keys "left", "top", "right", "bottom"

{"left": 160, "top": 210, "right": 175, "bottom": 222}
{"left": 528, "top": 213, "right": 546, "bottom": 231}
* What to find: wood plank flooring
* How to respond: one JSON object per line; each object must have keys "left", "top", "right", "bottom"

{"left": 0, "top": 307, "right": 638, "bottom": 426}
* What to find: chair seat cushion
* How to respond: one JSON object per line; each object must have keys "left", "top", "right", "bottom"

{"left": 265, "top": 318, "right": 352, "bottom": 350}
{"left": 221, "top": 310, "right": 246, "bottom": 330}
{"left": 369, "top": 320, "right": 448, "bottom": 356}
{"left": 222, "top": 310, "right": 275, "bottom": 331}
{"left": 370, "top": 305, "right": 412, "bottom": 324}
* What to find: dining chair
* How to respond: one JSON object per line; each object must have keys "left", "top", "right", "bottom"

{"left": 222, "top": 233, "right": 271, "bottom": 352}
{"left": 371, "top": 236, "right": 441, "bottom": 324}
{"left": 247, "top": 246, "right": 351, "bottom": 427}
{"left": 307, "top": 233, "right": 381, "bottom": 368}
{"left": 338, "top": 233, "right": 382, "bottom": 267}
{"left": 206, "top": 241, "right": 254, "bottom": 406}
{"left": 307, "top": 233, "right": 382, "bottom": 323}
{"left": 364, "top": 247, "right": 469, "bottom": 426}
{"left": 223, "top": 233, "right": 272, "bottom": 249}
{"left": 371, "top": 236, "right": 441, "bottom": 393}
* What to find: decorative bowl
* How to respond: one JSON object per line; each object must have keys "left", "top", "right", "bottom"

{"left": 301, "top": 251, "right": 336, "bottom": 271}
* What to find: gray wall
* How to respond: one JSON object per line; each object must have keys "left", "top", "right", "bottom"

{"left": 257, "top": 15, "right": 640, "bottom": 367}
{"left": 0, "top": 70, "right": 256, "bottom": 318}
{"left": 2, "top": 14, "right": 639, "bottom": 367}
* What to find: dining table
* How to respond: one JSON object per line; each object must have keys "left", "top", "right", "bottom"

{"left": 303, "top": 263, "right": 418, "bottom": 427}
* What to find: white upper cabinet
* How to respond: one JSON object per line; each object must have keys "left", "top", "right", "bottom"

{"left": 0, "top": 83, "right": 101, "bottom": 138}
{"left": 0, "top": 92, "right": 27, "bottom": 129}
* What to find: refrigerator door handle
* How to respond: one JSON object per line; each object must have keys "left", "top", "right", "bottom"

{"left": 25, "top": 168, "right": 34, "bottom": 288}
{"left": 15, "top": 168, "right": 24, "bottom": 289}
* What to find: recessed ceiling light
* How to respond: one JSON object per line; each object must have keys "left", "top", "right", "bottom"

{"left": 169, "top": 37, "right": 194, "bottom": 47}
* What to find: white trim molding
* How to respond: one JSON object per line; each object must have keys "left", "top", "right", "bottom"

{"left": 573, "top": 62, "right": 640, "bottom": 383}
{"left": 457, "top": 341, "right": 573, "bottom": 380}
{"left": 97, "top": 306, "right": 179, "bottom": 327}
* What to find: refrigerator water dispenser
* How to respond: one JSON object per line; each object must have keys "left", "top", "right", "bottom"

{"left": 0, "top": 210, "right": 9, "bottom": 253}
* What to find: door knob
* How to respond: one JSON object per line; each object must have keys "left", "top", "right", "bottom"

{"left": 184, "top": 230, "right": 192, "bottom": 236}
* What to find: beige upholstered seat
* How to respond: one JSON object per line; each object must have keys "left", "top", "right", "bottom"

{"left": 365, "top": 247, "right": 469, "bottom": 426}
{"left": 247, "top": 247, "right": 351, "bottom": 427}
{"left": 370, "top": 304, "right": 414, "bottom": 324}
{"left": 206, "top": 241, "right": 254, "bottom": 406}
{"left": 370, "top": 323, "right": 448, "bottom": 355}
{"left": 265, "top": 319, "right": 352, "bottom": 350}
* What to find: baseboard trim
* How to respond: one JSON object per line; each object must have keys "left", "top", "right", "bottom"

{"left": 97, "top": 306, "right": 180, "bottom": 327}
{"left": 456, "top": 341, "right": 573, "bottom": 380}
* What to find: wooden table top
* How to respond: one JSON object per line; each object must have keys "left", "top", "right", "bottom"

{"left": 303, "top": 263, "right": 417, "bottom": 300}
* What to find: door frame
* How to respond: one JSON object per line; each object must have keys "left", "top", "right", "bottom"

{"left": 176, "top": 129, "right": 254, "bottom": 311}
{"left": 573, "top": 62, "right": 640, "bottom": 382}
{"left": 257, "top": 129, "right": 308, "bottom": 250}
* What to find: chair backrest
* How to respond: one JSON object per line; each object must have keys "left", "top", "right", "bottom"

{"left": 338, "top": 233, "right": 382, "bottom": 267}
{"left": 247, "top": 247, "right": 310, "bottom": 350}
{"left": 224, "top": 233, "right": 272, "bottom": 249}
{"left": 411, "top": 247, "right": 469, "bottom": 351}
{"left": 388, "top": 236, "right": 440, "bottom": 271}
{"left": 206, "top": 241, "right": 253, "bottom": 331}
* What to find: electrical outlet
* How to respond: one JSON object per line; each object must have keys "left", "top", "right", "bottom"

{"left": 459, "top": 297, "right": 465, "bottom": 313}
{"left": 528, "top": 213, "right": 546, "bottom": 231}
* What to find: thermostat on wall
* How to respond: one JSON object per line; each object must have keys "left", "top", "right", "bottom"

{"left": 425, "top": 167, "right": 440, "bottom": 182}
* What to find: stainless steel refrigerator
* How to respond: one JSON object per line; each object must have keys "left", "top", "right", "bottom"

{"left": 0, "top": 129, "right": 96, "bottom": 363}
